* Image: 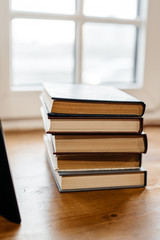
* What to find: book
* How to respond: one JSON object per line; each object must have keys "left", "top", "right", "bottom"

{"left": 40, "top": 82, "right": 145, "bottom": 117}
{"left": 44, "top": 135, "right": 142, "bottom": 171}
{"left": 41, "top": 106, "right": 143, "bottom": 134}
{"left": 45, "top": 144, "right": 147, "bottom": 192}
{"left": 50, "top": 133, "right": 147, "bottom": 154}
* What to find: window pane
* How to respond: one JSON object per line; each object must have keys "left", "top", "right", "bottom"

{"left": 11, "top": 0, "right": 75, "bottom": 15}
{"left": 12, "top": 19, "right": 75, "bottom": 87}
{"left": 82, "top": 23, "right": 136, "bottom": 85}
{"left": 84, "top": 0, "right": 138, "bottom": 19}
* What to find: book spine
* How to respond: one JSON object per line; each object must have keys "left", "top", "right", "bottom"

{"left": 143, "top": 134, "right": 148, "bottom": 154}
{"left": 139, "top": 118, "right": 143, "bottom": 134}
{"left": 144, "top": 170, "right": 147, "bottom": 186}
{"left": 140, "top": 102, "right": 146, "bottom": 117}
{"left": 139, "top": 154, "right": 142, "bottom": 168}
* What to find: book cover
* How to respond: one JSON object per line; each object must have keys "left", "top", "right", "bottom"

{"left": 41, "top": 83, "right": 145, "bottom": 117}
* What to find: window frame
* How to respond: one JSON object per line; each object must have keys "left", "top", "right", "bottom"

{"left": 11, "top": 0, "right": 143, "bottom": 87}
{"left": 1, "top": 0, "right": 160, "bottom": 126}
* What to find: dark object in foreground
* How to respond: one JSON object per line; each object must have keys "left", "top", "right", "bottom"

{"left": 0, "top": 120, "right": 21, "bottom": 224}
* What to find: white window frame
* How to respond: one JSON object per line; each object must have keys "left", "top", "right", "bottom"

{"left": 0, "top": 0, "right": 160, "bottom": 128}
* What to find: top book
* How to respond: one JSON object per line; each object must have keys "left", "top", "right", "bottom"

{"left": 41, "top": 83, "right": 145, "bottom": 117}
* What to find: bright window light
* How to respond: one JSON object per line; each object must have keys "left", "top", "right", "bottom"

{"left": 10, "top": 0, "right": 141, "bottom": 87}
{"left": 12, "top": 19, "right": 75, "bottom": 86}
{"left": 83, "top": 0, "right": 138, "bottom": 19}
{"left": 11, "top": 0, "right": 75, "bottom": 14}
{"left": 83, "top": 23, "right": 136, "bottom": 85}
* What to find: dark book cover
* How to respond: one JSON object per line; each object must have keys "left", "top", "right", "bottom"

{"left": 44, "top": 82, "right": 145, "bottom": 104}
{"left": 41, "top": 83, "right": 145, "bottom": 117}
{"left": 57, "top": 167, "right": 146, "bottom": 176}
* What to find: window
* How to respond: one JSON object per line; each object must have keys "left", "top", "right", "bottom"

{"left": 1, "top": 0, "right": 160, "bottom": 126}
{"left": 11, "top": 0, "right": 142, "bottom": 87}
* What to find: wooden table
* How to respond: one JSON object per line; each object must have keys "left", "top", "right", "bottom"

{"left": 0, "top": 127, "right": 160, "bottom": 240}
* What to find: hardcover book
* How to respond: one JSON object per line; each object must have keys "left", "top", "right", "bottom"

{"left": 50, "top": 133, "right": 148, "bottom": 154}
{"left": 41, "top": 106, "right": 143, "bottom": 134}
{"left": 40, "top": 83, "right": 145, "bottom": 117}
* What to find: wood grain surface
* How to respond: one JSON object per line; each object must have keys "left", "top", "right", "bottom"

{"left": 0, "top": 127, "right": 160, "bottom": 240}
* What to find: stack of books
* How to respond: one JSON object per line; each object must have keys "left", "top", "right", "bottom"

{"left": 40, "top": 83, "right": 147, "bottom": 192}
